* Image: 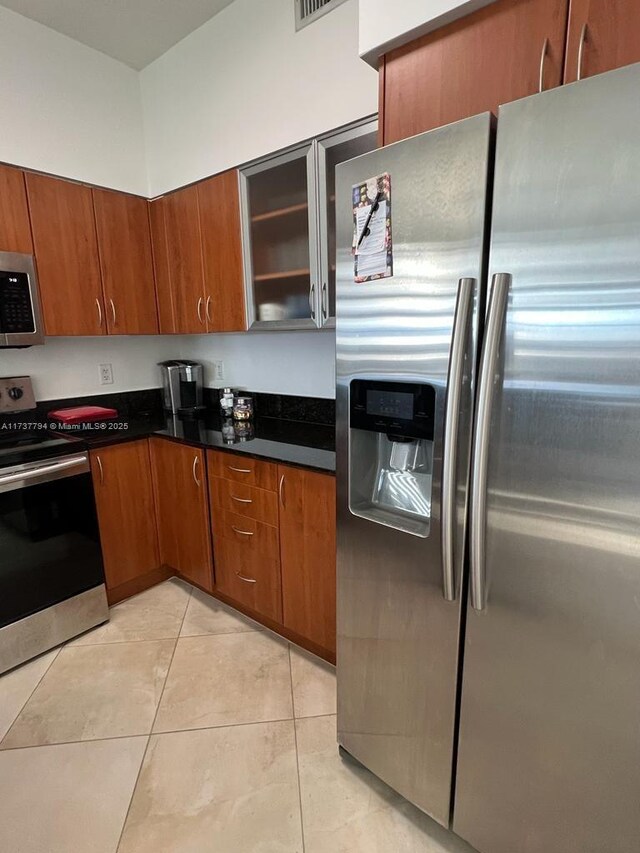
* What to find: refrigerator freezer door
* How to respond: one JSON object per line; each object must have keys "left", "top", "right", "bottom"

{"left": 454, "top": 64, "right": 640, "bottom": 853}
{"left": 336, "top": 113, "right": 493, "bottom": 824}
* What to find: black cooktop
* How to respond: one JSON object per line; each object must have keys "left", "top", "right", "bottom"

{"left": 0, "top": 429, "right": 84, "bottom": 469}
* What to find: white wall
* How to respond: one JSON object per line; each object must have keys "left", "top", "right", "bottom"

{"left": 140, "top": 0, "right": 378, "bottom": 196}
{"left": 0, "top": 337, "right": 184, "bottom": 401}
{"left": 0, "top": 6, "right": 147, "bottom": 194}
{"left": 180, "top": 332, "right": 336, "bottom": 399}
{"left": 359, "top": 0, "right": 494, "bottom": 67}
{"left": 1, "top": 0, "right": 367, "bottom": 401}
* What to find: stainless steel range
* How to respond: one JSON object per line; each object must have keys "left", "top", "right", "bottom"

{"left": 0, "top": 377, "right": 108, "bottom": 674}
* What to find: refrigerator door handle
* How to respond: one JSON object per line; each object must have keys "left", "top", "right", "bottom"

{"left": 441, "top": 277, "right": 476, "bottom": 601}
{"left": 469, "top": 272, "right": 511, "bottom": 611}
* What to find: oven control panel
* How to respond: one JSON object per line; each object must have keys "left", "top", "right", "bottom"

{"left": 0, "top": 376, "right": 36, "bottom": 413}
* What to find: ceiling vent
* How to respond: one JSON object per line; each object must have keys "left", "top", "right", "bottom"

{"left": 295, "top": 0, "right": 349, "bottom": 31}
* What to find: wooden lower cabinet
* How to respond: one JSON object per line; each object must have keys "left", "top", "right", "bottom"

{"left": 150, "top": 438, "right": 213, "bottom": 590}
{"left": 211, "top": 510, "right": 282, "bottom": 622}
{"left": 90, "top": 440, "right": 160, "bottom": 594}
{"left": 208, "top": 476, "right": 279, "bottom": 526}
{"left": 278, "top": 465, "right": 337, "bottom": 657}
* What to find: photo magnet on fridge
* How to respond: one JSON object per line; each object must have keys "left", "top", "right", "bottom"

{"left": 352, "top": 173, "right": 393, "bottom": 282}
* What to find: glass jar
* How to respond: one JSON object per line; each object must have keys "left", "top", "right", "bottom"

{"left": 233, "top": 396, "right": 254, "bottom": 421}
{"left": 219, "top": 387, "right": 234, "bottom": 417}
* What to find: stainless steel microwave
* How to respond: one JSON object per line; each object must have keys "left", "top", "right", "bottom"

{"left": 0, "top": 251, "right": 44, "bottom": 347}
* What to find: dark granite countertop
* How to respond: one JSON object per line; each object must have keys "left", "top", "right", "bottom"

{"left": 1, "top": 389, "right": 336, "bottom": 474}
{"left": 72, "top": 410, "right": 336, "bottom": 473}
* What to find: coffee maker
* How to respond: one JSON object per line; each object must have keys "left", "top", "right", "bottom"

{"left": 158, "top": 360, "right": 204, "bottom": 414}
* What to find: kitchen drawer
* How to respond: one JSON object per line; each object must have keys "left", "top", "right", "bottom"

{"left": 209, "top": 476, "right": 279, "bottom": 526}
{"left": 212, "top": 512, "right": 282, "bottom": 622}
{"left": 207, "top": 449, "right": 277, "bottom": 491}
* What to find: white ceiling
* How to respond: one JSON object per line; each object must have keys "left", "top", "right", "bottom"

{"left": 0, "top": 0, "right": 237, "bottom": 69}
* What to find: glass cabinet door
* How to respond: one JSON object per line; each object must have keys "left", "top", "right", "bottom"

{"left": 241, "top": 144, "right": 319, "bottom": 330}
{"left": 316, "top": 118, "right": 378, "bottom": 327}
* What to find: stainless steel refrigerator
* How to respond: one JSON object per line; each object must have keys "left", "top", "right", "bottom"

{"left": 337, "top": 63, "right": 640, "bottom": 853}
{"left": 335, "top": 112, "right": 494, "bottom": 826}
{"left": 454, "top": 62, "right": 640, "bottom": 853}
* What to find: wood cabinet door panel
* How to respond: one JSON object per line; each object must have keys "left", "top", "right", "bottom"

{"left": 163, "top": 185, "right": 206, "bottom": 334}
{"left": 92, "top": 188, "right": 158, "bottom": 335}
{"left": 383, "top": 0, "right": 568, "bottom": 144}
{"left": 26, "top": 172, "right": 104, "bottom": 335}
{"left": 150, "top": 438, "right": 213, "bottom": 589}
{"left": 0, "top": 165, "right": 33, "bottom": 254}
{"left": 212, "top": 511, "right": 282, "bottom": 622}
{"left": 198, "top": 170, "right": 246, "bottom": 332}
{"left": 90, "top": 440, "right": 160, "bottom": 590}
{"left": 148, "top": 196, "right": 176, "bottom": 334}
{"left": 564, "top": 0, "right": 640, "bottom": 82}
{"left": 209, "top": 477, "right": 279, "bottom": 526}
{"left": 278, "top": 466, "right": 336, "bottom": 654}
{"left": 207, "top": 450, "right": 277, "bottom": 491}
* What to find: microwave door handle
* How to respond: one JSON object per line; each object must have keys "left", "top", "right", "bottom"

{"left": 441, "top": 277, "right": 475, "bottom": 601}
{"left": 469, "top": 273, "right": 511, "bottom": 611}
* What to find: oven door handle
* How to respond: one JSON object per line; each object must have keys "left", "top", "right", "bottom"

{"left": 0, "top": 453, "right": 90, "bottom": 494}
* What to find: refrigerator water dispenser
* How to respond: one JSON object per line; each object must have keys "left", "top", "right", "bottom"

{"left": 348, "top": 379, "right": 435, "bottom": 537}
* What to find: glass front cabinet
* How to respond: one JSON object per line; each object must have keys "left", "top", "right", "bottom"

{"left": 240, "top": 117, "right": 377, "bottom": 330}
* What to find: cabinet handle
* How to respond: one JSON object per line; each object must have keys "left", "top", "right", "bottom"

{"left": 197, "top": 297, "right": 204, "bottom": 325}
{"left": 236, "top": 571, "right": 257, "bottom": 584}
{"left": 538, "top": 37, "right": 548, "bottom": 93}
{"left": 231, "top": 494, "right": 252, "bottom": 504}
{"left": 321, "top": 281, "right": 328, "bottom": 322}
{"left": 278, "top": 473, "right": 285, "bottom": 507}
{"left": 232, "top": 526, "right": 254, "bottom": 536}
{"left": 192, "top": 455, "right": 201, "bottom": 487}
{"left": 205, "top": 295, "right": 212, "bottom": 324}
{"left": 308, "top": 283, "right": 316, "bottom": 321}
{"left": 109, "top": 298, "right": 116, "bottom": 326}
{"left": 228, "top": 465, "right": 252, "bottom": 474}
{"left": 95, "top": 298, "right": 103, "bottom": 328}
{"left": 577, "top": 23, "right": 588, "bottom": 81}
{"left": 96, "top": 455, "right": 104, "bottom": 485}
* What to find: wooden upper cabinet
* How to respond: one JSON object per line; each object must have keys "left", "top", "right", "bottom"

{"left": 198, "top": 170, "right": 246, "bottom": 332}
{"left": 149, "top": 438, "right": 213, "bottom": 589}
{"left": 0, "top": 165, "right": 33, "bottom": 254}
{"left": 148, "top": 196, "right": 175, "bottom": 334}
{"left": 382, "top": 0, "right": 569, "bottom": 144}
{"left": 564, "top": 0, "right": 640, "bottom": 82}
{"left": 278, "top": 466, "right": 337, "bottom": 657}
{"left": 90, "top": 440, "right": 160, "bottom": 591}
{"left": 92, "top": 188, "right": 158, "bottom": 335}
{"left": 26, "top": 172, "right": 104, "bottom": 335}
{"left": 162, "top": 185, "right": 207, "bottom": 334}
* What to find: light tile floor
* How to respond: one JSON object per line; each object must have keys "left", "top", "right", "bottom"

{"left": 0, "top": 579, "right": 475, "bottom": 853}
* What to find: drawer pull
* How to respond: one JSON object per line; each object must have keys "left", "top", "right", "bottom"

{"left": 228, "top": 465, "right": 252, "bottom": 474}
{"left": 236, "top": 571, "right": 257, "bottom": 584}
{"left": 232, "top": 526, "right": 254, "bottom": 536}
{"left": 231, "top": 495, "right": 252, "bottom": 504}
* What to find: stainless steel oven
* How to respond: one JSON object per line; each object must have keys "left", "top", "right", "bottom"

{"left": 0, "top": 444, "right": 108, "bottom": 673}
{"left": 0, "top": 251, "right": 44, "bottom": 347}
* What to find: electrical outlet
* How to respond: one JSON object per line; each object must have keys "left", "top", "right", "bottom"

{"left": 213, "top": 360, "right": 225, "bottom": 382}
{"left": 99, "top": 363, "right": 113, "bottom": 385}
